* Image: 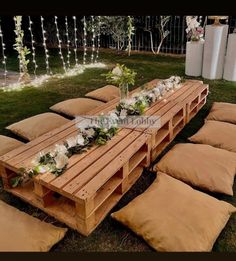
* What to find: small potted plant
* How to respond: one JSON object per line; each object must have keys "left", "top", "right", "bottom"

{"left": 103, "top": 64, "right": 137, "bottom": 100}
{"left": 185, "top": 16, "right": 205, "bottom": 77}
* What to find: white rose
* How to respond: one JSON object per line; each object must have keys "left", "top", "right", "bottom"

{"left": 112, "top": 66, "right": 123, "bottom": 76}
{"left": 77, "top": 134, "right": 85, "bottom": 145}
{"left": 84, "top": 128, "right": 95, "bottom": 138}
{"left": 120, "top": 109, "right": 127, "bottom": 119}
{"left": 54, "top": 153, "right": 68, "bottom": 169}
{"left": 54, "top": 144, "right": 68, "bottom": 155}
{"left": 109, "top": 112, "right": 119, "bottom": 122}
{"left": 66, "top": 136, "right": 78, "bottom": 148}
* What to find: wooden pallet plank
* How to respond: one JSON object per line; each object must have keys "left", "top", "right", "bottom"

{"left": 61, "top": 131, "right": 144, "bottom": 196}
{"left": 38, "top": 128, "right": 133, "bottom": 185}
{"left": 74, "top": 133, "right": 149, "bottom": 200}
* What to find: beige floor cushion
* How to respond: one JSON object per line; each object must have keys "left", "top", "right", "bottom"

{"left": 0, "top": 200, "right": 67, "bottom": 251}
{"left": 6, "top": 113, "right": 70, "bottom": 141}
{"left": 50, "top": 98, "right": 105, "bottom": 118}
{"left": 0, "top": 135, "right": 24, "bottom": 156}
{"left": 189, "top": 120, "right": 236, "bottom": 153}
{"left": 111, "top": 172, "right": 236, "bottom": 252}
{"left": 155, "top": 143, "right": 236, "bottom": 196}
{"left": 206, "top": 102, "right": 236, "bottom": 124}
{"left": 85, "top": 85, "right": 120, "bottom": 102}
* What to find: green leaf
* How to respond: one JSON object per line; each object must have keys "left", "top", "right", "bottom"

{"left": 10, "top": 176, "right": 22, "bottom": 188}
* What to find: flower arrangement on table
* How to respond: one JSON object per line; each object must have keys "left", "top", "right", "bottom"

{"left": 186, "top": 16, "right": 204, "bottom": 42}
{"left": 114, "top": 75, "right": 182, "bottom": 117}
{"left": 103, "top": 63, "right": 137, "bottom": 100}
{"left": 10, "top": 113, "right": 119, "bottom": 187}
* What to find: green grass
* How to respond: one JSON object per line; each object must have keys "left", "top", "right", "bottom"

{"left": 1, "top": 50, "right": 236, "bottom": 251}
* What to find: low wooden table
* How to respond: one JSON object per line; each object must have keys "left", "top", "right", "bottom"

{"left": 0, "top": 78, "right": 209, "bottom": 236}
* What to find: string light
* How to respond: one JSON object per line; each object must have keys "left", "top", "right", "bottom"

{"left": 65, "top": 16, "right": 71, "bottom": 69}
{"left": 13, "top": 16, "right": 23, "bottom": 74}
{"left": 95, "top": 16, "right": 101, "bottom": 63}
{"left": 83, "top": 16, "right": 87, "bottom": 65}
{"left": 28, "top": 16, "right": 38, "bottom": 78}
{"left": 40, "top": 16, "right": 51, "bottom": 75}
{"left": 0, "top": 19, "right": 7, "bottom": 85}
{"left": 73, "top": 16, "right": 79, "bottom": 67}
{"left": 54, "top": 16, "right": 67, "bottom": 73}
{"left": 90, "top": 15, "right": 95, "bottom": 64}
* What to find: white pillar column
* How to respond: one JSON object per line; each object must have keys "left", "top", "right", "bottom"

{"left": 202, "top": 24, "right": 228, "bottom": 79}
{"left": 185, "top": 40, "right": 204, "bottom": 76}
{"left": 223, "top": 34, "right": 236, "bottom": 81}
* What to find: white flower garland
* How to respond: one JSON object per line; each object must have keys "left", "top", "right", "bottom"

{"left": 115, "top": 76, "right": 182, "bottom": 116}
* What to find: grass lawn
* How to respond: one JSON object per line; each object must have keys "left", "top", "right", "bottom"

{"left": 1, "top": 49, "right": 236, "bottom": 251}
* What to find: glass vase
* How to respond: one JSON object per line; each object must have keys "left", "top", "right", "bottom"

{"left": 119, "top": 83, "right": 129, "bottom": 100}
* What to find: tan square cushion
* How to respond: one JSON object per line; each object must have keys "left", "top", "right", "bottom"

{"left": 206, "top": 102, "right": 236, "bottom": 124}
{"left": 111, "top": 172, "right": 236, "bottom": 252}
{"left": 50, "top": 98, "right": 105, "bottom": 118}
{"left": 155, "top": 143, "right": 236, "bottom": 196}
{"left": 85, "top": 85, "right": 120, "bottom": 102}
{"left": 189, "top": 120, "right": 236, "bottom": 153}
{"left": 0, "top": 135, "right": 24, "bottom": 156}
{"left": 6, "top": 113, "right": 70, "bottom": 141}
{"left": 0, "top": 200, "right": 67, "bottom": 251}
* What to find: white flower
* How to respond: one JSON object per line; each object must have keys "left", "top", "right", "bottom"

{"left": 66, "top": 136, "right": 78, "bottom": 148}
{"left": 112, "top": 66, "right": 123, "bottom": 76}
{"left": 31, "top": 152, "right": 42, "bottom": 165}
{"left": 54, "top": 153, "right": 68, "bottom": 169}
{"left": 77, "top": 134, "right": 85, "bottom": 145}
{"left": 54, "top": 144, "right": 68, "bottom": 155}
{"left": 103, "top": 128, "right": 108, "bottom": 133}
{"left": 109, "top": 111, "right": 119, "bottom": 122}
{"left": 125, "top": 98, "right": 136, "bottom": 106}
{"left": 83, "top": 127, "right": 95, "bottom": 138}
{"left": 120, "top": 109, "right": 127, "bottom": 119}
{"left": 153, "top": 87, "right": 161, "bottom": 97}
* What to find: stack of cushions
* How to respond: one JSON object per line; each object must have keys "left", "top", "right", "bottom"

{"left": 206, "top": 102, "right": 236, "bottom": 124}
{"left": 50, "top": 98, "right": 105, "bottom": 118}
{"left": 0, "top": 135, "right": 24, "bottom": 156}
{"left": 0, "top": 200, "right": 67, "bottom": 251}
{"left": 155, "top": 143, "right": 236, "bottom": 196}
{"left": 189, "top": 120, "right": 236, "bottom": 153}
{"left": 6, "top": 112, "right": 70, "bottom": 141}
{"left": 85, "top": 85, "right": 120, "bottom": 102}
{"left": 111, "top": 172, "right": 236, "bottom": 252}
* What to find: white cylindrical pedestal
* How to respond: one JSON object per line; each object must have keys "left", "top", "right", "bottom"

{"left": 202, "top": 24, "right": 228, "bottom": 79}
{"left": 223, "top": 34, "right": 236, "bottom": 81}
{"left": 185, "top": 40, "right": 204, "bottom": 76}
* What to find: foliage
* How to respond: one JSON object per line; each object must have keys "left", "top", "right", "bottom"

{"left": 97, "top": 16, "right": 129, "bottom": 51}
{"left": 103, "top": 64, "right": 137, "bottom": 86}
{"left": 13, "top": 16, "right": 31, "bottom": 82}
{"left": 126, "top": 16, "right": 135, "bottom": 56}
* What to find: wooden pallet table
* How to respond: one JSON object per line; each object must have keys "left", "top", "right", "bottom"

{"left": 0, "top": 77, "right": 209, "bottom": 236}
{"left": 0, "top": 129, "right": 151, "bottom": 236}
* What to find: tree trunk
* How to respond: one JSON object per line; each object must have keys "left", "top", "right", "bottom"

{"left": 148, "top": 30, "right": 156, "bottom": 54}
{"left": 156, "top": 37, "right": 164, "bottom": 54}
